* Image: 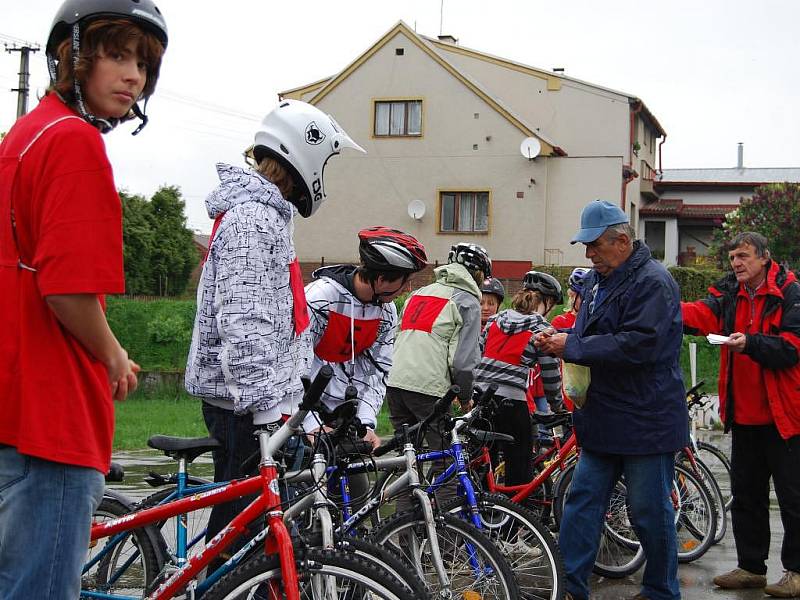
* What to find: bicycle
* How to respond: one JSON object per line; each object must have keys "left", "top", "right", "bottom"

{"left": 285, "top": 386, "right": 522, "bottom": 599}
{"left": 82, "top": 366, "right": 409, "bottom": 600}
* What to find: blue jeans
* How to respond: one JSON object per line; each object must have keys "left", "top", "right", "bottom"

{"left": 0, "top": 446, "right": 104, "bottom": 600}
{"left": 533, "top": 396, "right": 553, "bottom": 440}
{"left": 559, "top": 449, "right": 680, "bottom": 600}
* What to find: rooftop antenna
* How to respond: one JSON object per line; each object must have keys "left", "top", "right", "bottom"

{"left": 440, "top": 0, "right": 444, "bottom": 36}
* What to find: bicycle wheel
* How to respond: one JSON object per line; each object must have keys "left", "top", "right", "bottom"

{"left": 83, "top": 495, "right": 162, "bottom": 598}
{"left": 372, "top": 509, "right": 521, "bottom": 599}
{"left": 678, "top": 453, "right": 727, "bottom": 544}
{"left": 205, "top": 545, "right": 408, "bottom": 599}
{"left": 695, "top": 440, "right": 732, "bottom": 511}
{"left": 594, "top": 479, "right": 646, "bottom": 578}
{"left": 138, "top": 478, "right": 216, "bottom": 566}
{"left": 301, "top": 533, "right": 431, "bottom": 599}
{"left": 441, "top": 493, "right": 564, "bottom": 600}
{"left": 674, "top": 463, "right": 718, "bottom": 563}
{"left": 553, "top": 465, "right": 645, "bottom": 579}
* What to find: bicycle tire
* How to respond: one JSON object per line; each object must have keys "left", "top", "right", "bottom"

{"left": 695, "top": 440, "right": 732, "bottom": 511}
{"left": 674, "top": 463, "right": 718, "bottom": 563}
{"left": 204, "top": 545, "right": 409, "bottom": 599}
{"left": 441, "top": 492, "right": 565, "bottom": 600}
{"left": 371, "top": 508, "right": 521, "bottom": 599}
{"left": 552, "top": 464, "right": 646, "bottom": 579}
{"left": 678, "top": 453, "right": 727, "bottom": 544}
{"left": 82, "top": 495, "right": 162, "bottom": 598}
{"left": 301, "top": 532, "right": 432, "bottom": 599}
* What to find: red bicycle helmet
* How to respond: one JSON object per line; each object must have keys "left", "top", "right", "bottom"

{"left": 358, "top": 226, "right": 427, "bottom": 273}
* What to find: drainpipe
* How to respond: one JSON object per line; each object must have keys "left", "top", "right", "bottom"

{"left": 658, "top": 134, "right": 667, "bottom": 177}
{"left": 623, "top": 101, "right": 643, "bottom": 210}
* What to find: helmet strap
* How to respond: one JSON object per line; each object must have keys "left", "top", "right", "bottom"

{"left": 130, "top": 99, "right": 149, "bottom": 135}
{"left": 69, "top": 24, "right": 116, "bottom": 134}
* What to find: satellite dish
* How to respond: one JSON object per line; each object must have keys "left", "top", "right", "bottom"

{"left": 407, "top": 199, "right": 426, "bottom": 220}
{"left": 520, "top": 137, "right": 542, "bottom": 160}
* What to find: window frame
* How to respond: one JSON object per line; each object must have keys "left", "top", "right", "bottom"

{"left": 372, "top": 98, "right": 424, "bottom": 138}
{"left": 437, "top": 190, "right": 491, "bottom": 234}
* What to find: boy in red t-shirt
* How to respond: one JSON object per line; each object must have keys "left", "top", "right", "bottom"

{"left": 0, "top": 2, "right": 167, "bottom": 598}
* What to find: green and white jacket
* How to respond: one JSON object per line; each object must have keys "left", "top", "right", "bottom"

{"left": 387, "top": 263, "right": 481, "bottom": 402}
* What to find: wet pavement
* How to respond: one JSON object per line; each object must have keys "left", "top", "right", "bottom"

{"left": 110, "top": 429, "right": 790, "bottom": 600}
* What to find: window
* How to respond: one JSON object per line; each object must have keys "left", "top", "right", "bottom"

{"left": 440, "top": 191, "right": 489, "bottom": 232}
{"left": 374, "top": 100, "right": 422, "bottom": 136}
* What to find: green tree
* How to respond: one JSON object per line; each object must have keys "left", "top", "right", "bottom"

{"left": 121, "top": 191, "right": 156, "bottom": 294}
{"left": 147, "top": 185, "right": 198, "bottom": 296}
{"left": 711, "top": 183, "right": 800, "bottom": 268}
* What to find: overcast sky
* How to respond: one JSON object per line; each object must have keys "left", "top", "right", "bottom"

{"left": 3, "top": 0, "right": 799, "bottom": 232}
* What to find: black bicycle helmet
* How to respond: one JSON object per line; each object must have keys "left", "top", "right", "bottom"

{"left": 568, "top": 267, "right": 590, "bottom": 293}
{"left": 523, "top": 271, "right": 564, "bottom": 304}
{"left": 46, "top": 0, "right": 168, "bottom": 134}
{"left": 448, "top": 243, "right": 492, "bottom": 278}
{"left": 358, "top": 226, "right": 427, "bottom": 273}
{"left": 480, "top": 278, "right": 505, "bottom": 303}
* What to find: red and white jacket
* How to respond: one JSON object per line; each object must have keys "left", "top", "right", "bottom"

{"left": 682, "top": 261, "right": 800, "bottom": 439}
{"left": 302, "top": 265, "right": 396, "bottom": 430}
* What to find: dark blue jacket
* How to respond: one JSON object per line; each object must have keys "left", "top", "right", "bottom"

{"left": 564, "top": 241, "right": 688, "bottom": 454}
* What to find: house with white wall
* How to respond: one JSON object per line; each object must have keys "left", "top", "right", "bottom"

{"left": 282, "top": 21, "right": 665, "bottom": 280}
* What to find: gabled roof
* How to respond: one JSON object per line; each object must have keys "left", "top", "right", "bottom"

{"left": 425, "top": 36, "right": 666, "bottom": 137}
{"left": 658, "top": 167, "right": 800, "bottom": 185}
{"left": 278, "top": 21, "right": 565, "bottom": 156}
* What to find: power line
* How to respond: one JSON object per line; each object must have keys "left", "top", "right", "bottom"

{"left": 158, "top": 89, "right": 261, "bottom": 122}
{"left": 0, "top": 32, "right": 39, "bottom": 47}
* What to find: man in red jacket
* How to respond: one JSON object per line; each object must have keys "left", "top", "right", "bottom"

{"left": 682, "top": 232, "right": 800, "bottom": 598}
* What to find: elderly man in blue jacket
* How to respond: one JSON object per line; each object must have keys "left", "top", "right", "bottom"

{"left": 536, "top": 200, "right": 687, "bottom": 600}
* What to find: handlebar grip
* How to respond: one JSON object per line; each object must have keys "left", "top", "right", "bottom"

{"left": 344, "top": 385, "right": 358, "bottom": 402}
{"left": 105, "top": 462, "right": 125, "bottom": 482}
{"left": 299, "top": 365, "right": 334, "bottom": 411}
{"left": 372, "top": 438, "right": 396, "bottom": 457}
{"left": 477, "top": 383, "right": 498, "bottom": 405}
{"left": 434, "top": 385, "right": 460, "bottom": 416}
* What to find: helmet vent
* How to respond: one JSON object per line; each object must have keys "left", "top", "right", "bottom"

{"left": 280, "top": 144, "right": 289, "bottom": 155}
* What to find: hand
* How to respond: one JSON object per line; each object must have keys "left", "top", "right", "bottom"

{"left": 107, "top": 347, "right": 140, "bottom": 401}
{"left": 363, "top": 428, "right": 381, "bottom": 449}
{"left": 725, "top": 332, "right": 747, "bottom": 353}
{"left": 534, "top": 332, "right": 568, "bottom": 358}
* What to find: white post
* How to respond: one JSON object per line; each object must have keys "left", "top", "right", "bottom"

{"left": 689, "top": 342, "right": 701, "bottom": 431}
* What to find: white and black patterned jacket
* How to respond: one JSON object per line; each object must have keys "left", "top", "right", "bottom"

{"left": 185, "top": 164, "right": 312, "bottom": 424}
{"left": 302, "top": 265, "right": 396, "bottom": 431}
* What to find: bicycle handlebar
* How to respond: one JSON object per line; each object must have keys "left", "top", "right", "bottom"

{"left": 373, "top": 386, "right": 460, "bottom": 458}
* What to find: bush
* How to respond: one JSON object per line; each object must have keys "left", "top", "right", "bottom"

{"left": 668, "top": 266, "right": 724, "bottom": 301}
{"left": 107, "top": 297, "right": 196, "bottom": 371}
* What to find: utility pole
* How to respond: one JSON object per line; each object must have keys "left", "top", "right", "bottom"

{"left": 5, "top": 42, "right": 40, "bottom": 118}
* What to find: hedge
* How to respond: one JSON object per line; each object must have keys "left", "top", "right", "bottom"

{"left": 107, "top": 297, "right": 196, "bottom": 371}
{"left": 532, "top": 265, "right": 724, "bottom": 302}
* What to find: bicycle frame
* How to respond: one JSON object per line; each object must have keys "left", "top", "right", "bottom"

{"left": 476, "top": 430, "right": 579, "bottom": 505}
{"left": 85, "top": 417, "right": 306, "bottom": 600}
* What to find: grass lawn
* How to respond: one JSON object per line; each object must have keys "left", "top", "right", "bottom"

{"left": 115, "top": 335, "right": 720, "bottom": 450}
{"left": 114, "top": 388, "right": 396, "bottom": 450}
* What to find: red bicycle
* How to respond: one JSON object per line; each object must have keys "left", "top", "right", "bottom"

{"left": 83, "top": 366, "right": 408, "bottom": 600}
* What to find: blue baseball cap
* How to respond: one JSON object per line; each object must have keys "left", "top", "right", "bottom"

{"left": 570, "top": 200, "right": 629, "bottom": 244}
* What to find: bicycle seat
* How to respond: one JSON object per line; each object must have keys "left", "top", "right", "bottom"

{"left": 530, "top": 411, "right": 572, "bottom": 428}
{"left": 147, "top": 435, "right": 221, "bottom": 463}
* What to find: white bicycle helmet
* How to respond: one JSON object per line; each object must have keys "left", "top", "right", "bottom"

{"left": 253, "top": 100, "right": 365, "bottom": 218}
